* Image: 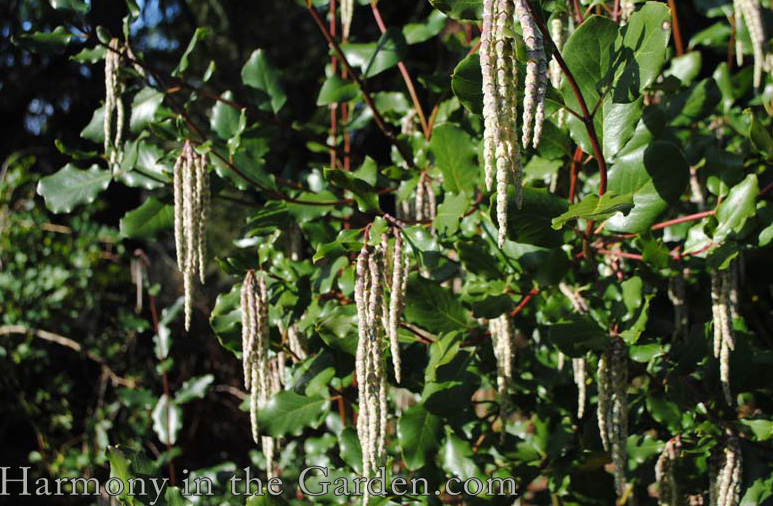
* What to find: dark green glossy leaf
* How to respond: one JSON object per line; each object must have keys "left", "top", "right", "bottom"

{"left": 119, "top": 197, "right": 174, "bottom": 240}
{"left": 552, "top": 192, "right": 634, "bottom": 229}
{"left": 256, "top": 391, "right": 329, "bottom": 437}
{"left": 451, "top": 53, "right": 483, "bottom": 116}
{"left": 241, "top": 49, "right": 287, "bottom": 113}
{"left": 398, "top": 404, "right": 443, "bottom": 471}
{"left": 37, "top": 163, "right": 112, "bottom": 213}
{"left": 430, "top": 123, "right": 478, "bottom": 195}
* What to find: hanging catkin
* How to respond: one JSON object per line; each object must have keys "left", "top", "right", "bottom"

{"left": 710, "top": 266, "right": 736, "bottom": 405}
{"left": 597, "top": 336, "right": 628, "bottom": 498}
{"left": 387, "top": 231, "right": 405, "bottom": 383}
{"left": 655, "top": 438, "right": 679, "bottom": 506}
{"left": 241, "top": 270, "right": 270, "bottom": 444}
{"left": 709, "top": 435, "right": 742, "bottom": 506}
{"left": 489, "top": 314, "right": 515, "bottom": 442}
{"left": 549, "top": 12, "right": 567, "bottom": 127}
{"left": 104, "top": 38, "right": 125, "bottom": 170}
{"left": 173, "top": 141, "right": 210, "bottom": 330}
{"left": 341, "top": 0, "right": 354, "bottom": 40}
{"left": 481, "top": 0, "right": 523, "bottom": 247}
{"left": 559, "top": 282, "right": 589, "bottom": 418}
{"left": 515, "top": 0, "right": 548, "bottom": 148}
{"left": 734, "top": 0, "right": 768, "bottom": 88}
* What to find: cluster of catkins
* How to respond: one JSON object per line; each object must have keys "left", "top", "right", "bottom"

{"left": 396, "top": 173, "right": 437, "bottom": 224}
{"left": 241, "top": 270, "right": 270, "bottom": 444}
{"left": 597, "top": 336, "right": 629, "bottom": 498}
{"left": 104, "top": 38, "right": 125, "bottom": 169}
{"left": 655, "top": 438, "right": 680, "bottom": 506}
{"left": 734, "top": 0, "right": 769, "bottom": 89}
{"left": 558, "top": 282, "right": 588, "bottom": 419}
{"left": 710, "top": 264, "right": 739, "bottom": 405}
{"left": 709, "top": 435, "right": 743, "bottom": 506}
{"left": 488, "top": 314, "right": 515, "bottom": 441}
{"left": 354, "top": 225, "right": 409, "bottom": 504}
{"left": 173, "top": 141, "right": 210, "bottom": 330}
{"left": 481, "top": 0, "right": 548, "bottom": 246}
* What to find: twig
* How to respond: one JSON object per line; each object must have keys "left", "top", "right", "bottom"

{"left": 0, "top": 325, "right": 134, "bottom": 388}
{"left": 666, "top": 0, "right": 684, "bottom": 56}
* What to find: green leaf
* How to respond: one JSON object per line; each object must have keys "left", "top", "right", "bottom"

{"left": 241, "top": 49, "right": 287, "bottom": 113}
{"left": 405, "top": 277, "right": 470, "bottom": 333}
{"left": 340, "top": 28, "right": 406, "bottom": 79}
{"left": 152, "top": 394, "right": 182, "bottom": 445}
{"left": 665, "top": 78, "right": 721, "bottom": 126}
{"left": 440, "top": 431, "right": 484, "bottom": 481}
{"left": 548, "top": 315, "right": 608, "bottom": 358}
{"left": 37, "top": 163, "right": 111, "bottom": 213}
{"left": 746, "top": 109, "right": 773, "bottom": 160}
{"left": 256, "top": 391, "right": 330, "bottom": 438}
{"left": 316, "top": 304, "right": 358, "bottom": 355}
{"left": 501, "top": 187, "right": 568, "bottom": 247}
{"left": 13, "top": 27, "right": 73, "bottom": 52}
{"left": 714, "top": 174, "right": 759, "bottom": 242}
{"left": 738, "top": 419, "right": 773, "bottom": 441}
{"left": 317, "top": 75, "right": 359, "bottom": 106}
{"left": 49, "top": 0, "right": 89, "bottom": 14}
{"left": 552, "top": 193, "right": 634, "bottom": 229}
{"left": 561, "top": 5, "right": 670, "bottom": 155}
{"left": 174, "top": 374, "right": 214, "bottom": 404}
{"left": 174, "top": 27, "right": 209, "bottom": 75}
{"left": 403, "top": 10, "right": 446, "bottom": 44}
{"left": 613, "top": 3, "right": 672, "bottom": 102}
{"left": 451, "top": 53, "right": 483, "bottom": 116}
{"left": 430, "top": 123, "right": 477, "bottom": 195}
{"left": 209, "top": 284, "right": 242, "bottom": 355}
{"left": 246, "top": 202, "right": 291, "bottom": 237}
{"left": 607, "top": 141, "right": 689, "bottom": 233}
{"left": 339, "top": 427, "right": 363, "bottom": 474}
{"left": 433, "top": 192, "right": 468, "bottom": 236}
{"left": 428, "top": 0, "right": 481, "bottom": 20}
{"left": 130, "top": 88, "right": 164, "bottom": 134}
{"left": 210, "top": 91, "right": 242, "bottom": 140}
{"left": 398, "top": 404, "right": 443, "bottom": 471}
{"left": 81, "top": 105, "right": 106, "bottom": 144}
{"left": 119, "top": 198, "right": 174, "bottom": 240}
{"left": 324, "top": 168, "right": 381, "bottom": 212}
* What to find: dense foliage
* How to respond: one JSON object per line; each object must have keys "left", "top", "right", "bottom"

{"left": 4, "top": 0, "right": 773, "bottom": 504}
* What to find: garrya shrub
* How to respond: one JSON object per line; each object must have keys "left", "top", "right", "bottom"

{"left": 16, "top": 0, "right": 773, "bottom": 503}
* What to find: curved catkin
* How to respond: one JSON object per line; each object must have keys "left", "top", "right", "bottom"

{"left": 655, "top": 439, "right": 679, "bottom": 506}
{"left": 341, "top": 0, "right": 354, "bottom": 40}
{"left": 736, "top": 0, "right": 766, "bottom": 88}
{"left": 597, "top": 350, "right": 611, "bottom": 452}
{"left": 103, "top": 38, "right": 125, "bottom": 169}
{"left": 388, "top": 232, "right": 403, "bottom": 383}
{"left": 241, "top": 270, "right": 255, "bottom": 390}
{"left": 711, "top": 435, "right": 742, "bottom": 506}
{"left": 481, "top": 0, "right": 498, "bottom": 191}
{"left": 240, "top": 269, "right": 270, "bottom": 444}
{"left": 172, "top": 144, "right": 210, "bottom": 330}
{"left": 608, "top": 336, "right": 628, "bottom": 498}
{"left": 415, "top": 175, "right": 426, "bottom": 221}
{"left": 515, "top": 0, "right": 547, "bottom": 148}
{"left": 490, "top": 314, "right": 514, "bottom": 442}
{"left": 711, "top": 267, "right": 736, "bottom": 404}
{"left": 572, "top": 358, "right": 586, "bottom": 419}
{"left": 196, "top": 154, "right": 210, "bottom": 283}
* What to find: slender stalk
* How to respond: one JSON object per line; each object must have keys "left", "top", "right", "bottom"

{"left": 651, "top": 210, "right": 715, "bottom": 230}
{"left": 666, "top": 0, "right": 684, "bottom": 56}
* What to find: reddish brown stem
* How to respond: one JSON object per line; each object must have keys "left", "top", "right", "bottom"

{"left": 651, "top": 210, "right": 716, "bottom": 230}
{"left": 667, "top": 0, "right": 684, "bottom": 56}
{"left": 370, "top": 1, "right": 431, "bottom": 139}
{"left": 568, "top": 146, "right": 583, "bottom": 203}
{"left": 509, "top": 288, "right": 539, "bottom": 318}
